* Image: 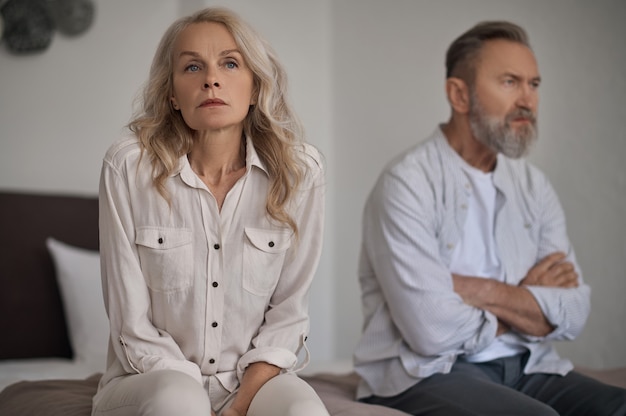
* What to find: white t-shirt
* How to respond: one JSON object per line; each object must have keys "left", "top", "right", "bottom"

{"left": 450, "top": 161, "right": 525, "bottom": 362}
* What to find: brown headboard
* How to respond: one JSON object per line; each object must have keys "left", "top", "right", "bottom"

{"left": 0, "top": 191, "right": 99, "bottom": 360}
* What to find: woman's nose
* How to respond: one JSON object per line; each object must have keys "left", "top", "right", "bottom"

{"left": 203, "top": 81, "right": 220, "bottom": 89}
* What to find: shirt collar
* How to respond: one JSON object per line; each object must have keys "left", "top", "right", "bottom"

{"left": 244, "top": 135, "right": 269, "bottom": 176}
{"left": 177, "top": 134, "right": 269, "bottom": 188}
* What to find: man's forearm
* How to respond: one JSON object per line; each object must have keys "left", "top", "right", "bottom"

{"left": 452, "top": 275, "right": 554, "bottom": 337}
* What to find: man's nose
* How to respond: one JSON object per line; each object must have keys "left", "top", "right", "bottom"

{"left": 516, "top": 84, "right": 537, "bottom": 111}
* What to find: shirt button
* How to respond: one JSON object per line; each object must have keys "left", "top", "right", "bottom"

{"left": 214, "top": 243, "right": 220, "bottom": 250}
{"left": 461, "top": 204, "right": 468, "bottom": 210}
{"left": 447, "top": 243, "right": 454, "bottom": 250}
{"left": 158, "top": 237, "right": 164, "bottom": 244}
{"left": 209, "top": 358, "right": 215, "bottom": 364}
{"left": 212, "top": 282, "right": 219, "bottom": 288}
{"left": 268, "top": 241, "right": 275, "bottom": 248}
{"left": 212, "top": 322, "right": 218, "bottom": 328}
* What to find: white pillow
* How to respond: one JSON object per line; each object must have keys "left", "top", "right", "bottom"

{"left": 46, "top": 238, "right": 108, "bottom": 370}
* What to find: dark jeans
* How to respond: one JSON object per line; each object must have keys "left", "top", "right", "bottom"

{"left": 361, "top": 354, "right": 626, "bottom": 415}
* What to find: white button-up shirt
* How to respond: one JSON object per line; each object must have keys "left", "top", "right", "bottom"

{"left": 354, "top": 127, "right": 590, "bottom": 398}
{"left": 95, "top": 135, "right": 325, "bottom": 403}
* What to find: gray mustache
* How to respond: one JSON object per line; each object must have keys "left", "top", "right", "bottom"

{"left": 506, "top": 108, "right": 536, "bottom": 124}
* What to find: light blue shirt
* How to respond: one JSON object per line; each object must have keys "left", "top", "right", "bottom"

{"left": 353, "top": 126, "right": 591, "bottom": 398}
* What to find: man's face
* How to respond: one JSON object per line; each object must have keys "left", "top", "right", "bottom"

{"left": 468, "top": 40, "right": 541, "bottom": 159}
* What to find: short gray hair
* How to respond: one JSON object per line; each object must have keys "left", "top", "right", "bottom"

{"left": 445, "top": 21, "right": 530, "bottom": 82}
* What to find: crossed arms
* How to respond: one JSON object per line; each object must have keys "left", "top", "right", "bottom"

{"left": 361, "top": 156, "right": 591, "bottom": 357}
{"left": 453, "top": 252, "right": 579, "bottom": 337}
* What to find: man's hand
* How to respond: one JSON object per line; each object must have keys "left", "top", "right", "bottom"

{"left": 521, "top": 252, "right": 578, "bottom": 288}
{"left": 496, "top": 319, "right": 510, "bottom": 336}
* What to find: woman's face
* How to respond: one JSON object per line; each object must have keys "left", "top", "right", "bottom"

{"left": 170, "top": 22, "right": 255, "bottom": 135}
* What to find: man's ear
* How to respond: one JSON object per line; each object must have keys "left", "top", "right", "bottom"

{"left": 446, "top": 77, "right": 470, "bottom": 114}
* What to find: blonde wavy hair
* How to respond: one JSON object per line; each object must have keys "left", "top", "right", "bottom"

{"left": 129, "top": 7, "right": 305, "bottom": 234}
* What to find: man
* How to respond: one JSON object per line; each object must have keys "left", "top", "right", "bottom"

{"left": 353, "top": 21, "right": 626, "bottom": 415}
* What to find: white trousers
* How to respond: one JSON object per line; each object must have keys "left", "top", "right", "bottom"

{"left": 92, "top": 370, "right": 330, "bottom": 416}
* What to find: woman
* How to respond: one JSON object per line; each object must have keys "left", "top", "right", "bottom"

{"left": 93, "top": 7, "right": 328, "bottom": 416}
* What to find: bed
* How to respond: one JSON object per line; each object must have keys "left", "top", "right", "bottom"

{"left": 0, "top": 190, "right": 624, "bottom": 416}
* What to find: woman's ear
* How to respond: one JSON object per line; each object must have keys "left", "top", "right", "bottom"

{"left": 250, "top": 86, "right": 258, "bottom": 106}
{"left": 170, "top": 97, "right": 179, "bottom": 110}
{"left": 446, "top": 77, "right": 470, "bottom": 114}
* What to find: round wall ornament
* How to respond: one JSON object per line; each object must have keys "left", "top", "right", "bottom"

{"left": 47, "top": 0, "right": 95, "bottom": 36}
{"left": 1, "top": 0, "right": 55, "bottom": 53}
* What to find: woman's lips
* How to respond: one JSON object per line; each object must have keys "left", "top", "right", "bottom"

{"left": 199, "top": 98, "right": 226, "bottom": 107}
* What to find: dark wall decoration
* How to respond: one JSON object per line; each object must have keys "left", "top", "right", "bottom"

{"left": 0, "top": 0, "right": 95, "bottom": 54}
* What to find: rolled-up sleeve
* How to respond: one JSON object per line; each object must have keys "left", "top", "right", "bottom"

{"left": 522, "top": 174, "right": 590, "bottom": 341}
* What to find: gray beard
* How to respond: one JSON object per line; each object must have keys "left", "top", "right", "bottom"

{"left": 469, "top": 94, "right": 538, "bottom": 159}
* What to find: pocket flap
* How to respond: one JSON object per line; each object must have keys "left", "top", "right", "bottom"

{"left": 135, "top": 227, "right": 192, "bottom": 250}
{"left": 244, "top": 227, "right": 291, "bottom": 253}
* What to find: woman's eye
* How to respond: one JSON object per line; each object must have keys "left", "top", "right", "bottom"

{"left": 185, "top": 64, "right": 200, "bottom": 72}
{"left": 225, "top": 61, "right": 238, "bottom": 69}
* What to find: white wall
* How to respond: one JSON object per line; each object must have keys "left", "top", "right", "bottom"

{"left": 0, "top": 1, "right": 179, "bottom": 195}
{"left": 1, "top": 0, "right": 624, "bottom": 370}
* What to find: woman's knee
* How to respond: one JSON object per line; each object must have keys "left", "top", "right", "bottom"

{"left": 282, "top": 398, "right": 329, "bottom": 416}
{"left": 94, "top": 370, "right": 210, "bottom": 416}
{"left": 131, "top": 370, "right": 210, "bottom": 416}
{"left": 248, "top": 374, "right": 329, "bottom": 416}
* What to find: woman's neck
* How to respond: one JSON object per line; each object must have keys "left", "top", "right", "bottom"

{"left": 188, "top": 130, "right": 246, "bottom": 180}
{"left": 188, "top": 131, "right": 247, "bottom": 210}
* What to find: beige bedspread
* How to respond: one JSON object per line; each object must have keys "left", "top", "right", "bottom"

{"left": 0, "top": 372, "right": 408, "bottom": 416}
{"left": 0, "top": 369, "right": 624, "bottom": 416}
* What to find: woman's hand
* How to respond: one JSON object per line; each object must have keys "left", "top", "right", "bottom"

{"left": 222, "top": 408, "right": 244, "bottom": 416}
{"left": 225, "top": 362, "right": 280, "bottom": 416}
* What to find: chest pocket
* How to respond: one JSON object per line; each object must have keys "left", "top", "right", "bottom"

{"left": 136, "top": 227, "right": 193, "bottom": 292}
{"left": 243, "top": 227, "right": 292, "bottom": 296}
